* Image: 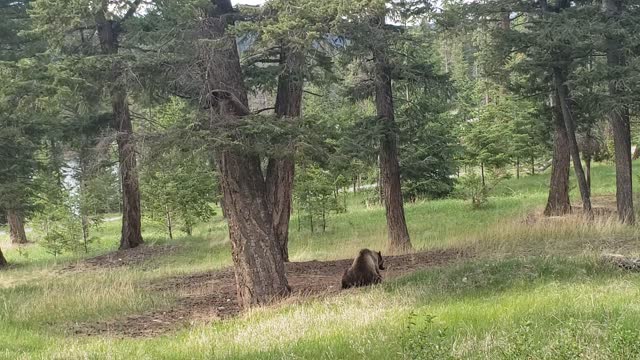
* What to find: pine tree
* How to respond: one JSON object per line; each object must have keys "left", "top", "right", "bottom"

{"left": 30, "top": 0, "right": 145, "bottom": 249}
{"left": 0, "top": 0, "right": 51, "bottom": 262}
{"left": 602, "top": 0, "right": 634, "bottom": 223}
{"left": 201, "top": 0, "right": 290, "bottom": 308}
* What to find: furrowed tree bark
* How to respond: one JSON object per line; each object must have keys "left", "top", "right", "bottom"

{"left": 553, "top": 68, "right": 592, "bottom": 214}
{"left": 372, "top": 16, "right": 412, "bottom": 253}
{"left": 501, "top": 11, "right": 511, "bottom": 30}
{"left": 584, "top": 153, "right": 592, "bottom": 192}
{"left": 377, "top": 156, "right": 385, "bottom": 204}
{"left": 531, "top": 157, "right": 535, "bottom": 175}
{"left": 79, "top": 146, "right": 90, "bottom": 253}
{"left": 265, "top": 46, "right": 303, "bottom": 262}
{"left": 165, "top": 207, "right": 173, "bottom": 240}
{"left": 113, "top": 85, "right": 144, "bottom": 249}
{"left": 544, "top": 92, "right": 571, "bottom": 216}
{"left": 0, "top": 247, "right": 6, "bottom": 268}
{"left": 603, "top": 0, "right": 635, "bottom": 224}
{"left": 7, "top": 209, "right": 27, "bottom": 244}
{"left": 81, "top": 215, "right": 90, "bottom": 253}
{"left": 96, "top": 12, "right": 143, "bottom": 250}
{"left": 217, "top": 182, "right": 227, "bottom": 219}
{"left": 204, "top": 0, "right": 290, "bottom": 308}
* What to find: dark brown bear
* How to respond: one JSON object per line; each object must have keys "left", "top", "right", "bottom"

{"left": 341, "top": 249, "right": 385, "bottom": 289}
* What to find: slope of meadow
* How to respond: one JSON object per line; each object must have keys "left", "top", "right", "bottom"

{"left": 1, "top": 162, "right": 639, "bottom": 359}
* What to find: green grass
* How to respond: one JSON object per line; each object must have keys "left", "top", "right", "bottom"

{"left": 1, "top": 161, "right": 640, "bottom": 359}
{"left": 3, "top": 257, "right": 639, "bottom": 359}
{"left": 287, "top": 195, "right": 538, "bottom": 260}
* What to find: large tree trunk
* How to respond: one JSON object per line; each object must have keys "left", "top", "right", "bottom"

{"left": 377, "top": 156, "right": 385, "bottom": 204}
{"left": 78, "top": 146, "right": 90, "bottom": 253}
{"left": 0, "top": 247, "right": 6, "bottom": 268}
{"left": 584, "top": 130, "right": 594, "bottom": 192}
{"left": 81, "top": 215, "right": 89, "bottom": 253}
{"left": 203, "top": 0, "right": 290, "bottom": 308}
{"left": 501, "top": 11, "right": 511, "bottom": 30}
{"left": 553, "top": 68, "right": 592, "bottom": 214}
{"left": 7, "top": 209, "right": 27, "bottom": 244}
{"left": 265, "top": 46, "right": 303, "bottom": 262}
{"left": 544, "top": 92, "right": 571, "bottom": 216}
{"left": 585, "top": 154, "right": 592, "bottom": 192}
{"left": 165, "top": 207, "right": 173, "bottom": 240}
{"left": 114, "top": 89, "right": 144, "bottom": 249}
{"left": 216, "top": 152, "right": 290, "bottom": 307}
{"left": 96, "top": 15, "right": 144, "bottom": 249}
{"left": 530, "top": 156, "right": 535, "bottom": 175}
{"left": 603, "top": 0, "right": 635, "bottom": 224}
{"left": 217, "top": 181, "right": 227, "bottom": 219}
{"left": 265, "top": 159, "right": 294, "bottom": 262}
{"left": 372, "top": 16, "right": 412, "bottom": 253}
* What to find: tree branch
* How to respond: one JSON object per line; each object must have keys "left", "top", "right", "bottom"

{"left": 71, "top": 25, "right": 97, "bottom": 32}
{"left": 210, "top": 89, "right": 251, "bottom": 116}
{"left": 254, "top": 107, "right": 275, "bottom": 114}
{"left": 119, "top": 0, "right": 143, "bottom": 25}
{"left": 303, "top": 90, "right": 324, "bottom": 97}
{"left": 120, "top": 44, "right": 156, "bottom": 53}
{"left": 244, "top": 58, "right": 281, "bottom": 65}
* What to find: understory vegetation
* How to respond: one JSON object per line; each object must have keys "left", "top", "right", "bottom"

{"left": 1, "top": 162, "right": 639, "bottom": 359}
{"left": 3, "top": 0, "right": 640, "bottom": 358}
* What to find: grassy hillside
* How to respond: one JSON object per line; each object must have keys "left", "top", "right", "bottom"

{"left": 1, "top": 162, "right": 639, "bottom": 359}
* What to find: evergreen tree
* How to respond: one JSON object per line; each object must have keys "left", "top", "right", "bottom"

{"left": 602, "top": 0, "right": 635, "bottom": 223}
{"left": 239, "top": 0, "right": 333, "bottom": 261}
{"left": 0, "top": 0, "right": 54, "bottom": 261}
{"left": 30, "top": 0, "right": 146, "bottom": 249}
{"left": 139, "top": 98, "right": 218, "bottom": 239}
{"left": 199, "top": 0, "right": 291, "bottom": 308}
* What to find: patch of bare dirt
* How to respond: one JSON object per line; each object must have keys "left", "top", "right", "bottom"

{"left": 523, "top": 194, "right": 618, "bottom": 225}
{"left": 72, "top": 248, "right": 469, "bottom": 338}
{"left": 61, "top": 244, "right": 178, "bottom": 272}
{"left": 575, "top": 195, "right": 618, "bottom": 216}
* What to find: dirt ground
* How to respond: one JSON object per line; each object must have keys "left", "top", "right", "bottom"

{"left": 71, "top": 248, "right": 469, "bottom": 337}
{"left": 521, "top": 194, "right": 619, "bottom": 226}
{"left": 66, "top": 195, "right": 622, "bottom": 337}
{"left": 61, "top": 244, "right": 179, "bottom": 272}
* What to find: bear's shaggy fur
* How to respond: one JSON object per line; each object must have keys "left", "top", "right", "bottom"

{"left": 341, "top": 249, "right": 385, "bottom": 289}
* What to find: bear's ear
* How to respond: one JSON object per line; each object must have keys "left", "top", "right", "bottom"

{"left": 378, "top": 251, "right": 382, "bottom": 257}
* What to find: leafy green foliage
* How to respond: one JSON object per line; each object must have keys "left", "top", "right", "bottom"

{"left": 374, "top": 24, "right": 459, "bottom": 201}
{"left": 31, "top": 176, "right": 86, "bottom": 256}
{"left": 457, "top": 173, "right": 488, "bottom": 209}
{"left": 402, "top": 313, "right": 454, "bottom": 360}
{"left": 77, "top": 166, "right": 121, "bottom": 221}
{"left": 294, "top": 165, "right": 343, "bottom": 233}
{"left": 0, "top": 56, "right": 65, "bottom": 221}
{"left": 40, "top": 212, "right": 84, "bottom": 257}
{"left": 141, "top": 147, "right": 217, "bottom": 237}
{"left": 457, "top": 168, "right": 509, "bottom": 209}
{"left": 140, "top": 98, "right": 218, "bottom": 238}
